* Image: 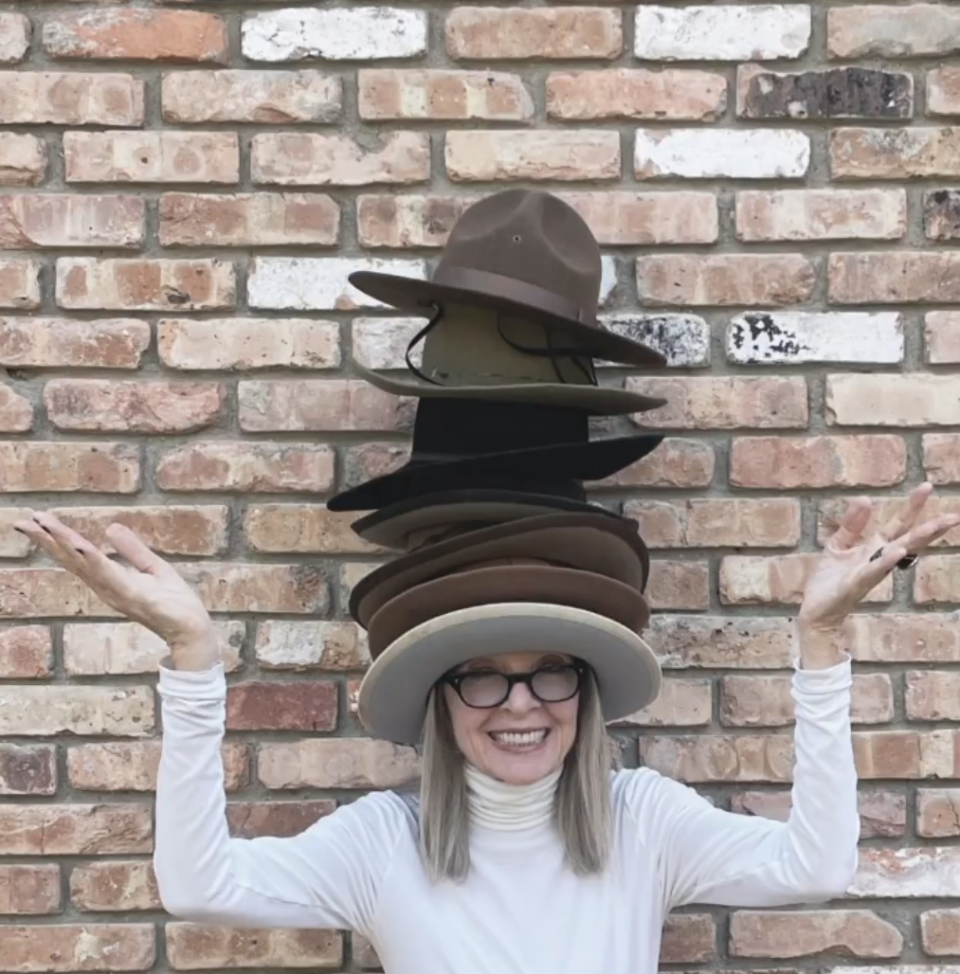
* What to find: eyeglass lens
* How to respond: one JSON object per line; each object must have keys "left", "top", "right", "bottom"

{"left": 457, "top": 666, "right": 580, "bottom": 707}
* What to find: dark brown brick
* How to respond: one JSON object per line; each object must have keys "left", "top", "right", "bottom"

{"left": 738, "top": 66, "right": 912, "bottom": 119}
{"left": 924, "top": 189, "right": 960, "bottom": 240}
{"left": 225, "top": 682, "right": 338, "bottom": 732}
{"left": 0, "top": 746, "right": 56, "bottom": 796}
{"left": 226, "top": 800, "right": 336, "bottom": 838}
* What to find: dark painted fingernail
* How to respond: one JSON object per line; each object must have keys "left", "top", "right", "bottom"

{"left": 12, "top": 526, "right": 25, "bottom": 534}
{"left": 869, "top": 547, "right": 884, "bottom": 562}
{"left": 74, "top": 547, "right": 85, "bottom": 554}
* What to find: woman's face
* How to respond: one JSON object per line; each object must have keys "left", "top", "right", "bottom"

{"left": 443, "top": 651, "right": 580, "bottom": 785}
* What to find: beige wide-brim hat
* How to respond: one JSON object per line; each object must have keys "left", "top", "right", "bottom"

{"left": 357, "top": 602, "right": 662, "bottom": 745}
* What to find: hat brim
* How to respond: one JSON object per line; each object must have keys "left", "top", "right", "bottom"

{"left": 326, "top": 434, "right": 665, "bottom": 513}
{"left": 348, "top": 270, "right": 667, "bottom": 369}
{"left": 352, "top": 362, "right": 667, "bottom": 416}
{"left": 349, "top": 512, "right": 650, "bottom": 628}
{"left": 367, "top": 565, "right": 651, "bottom": 658}
{"left": 351, "top": 489, "right": 618, "bottom": 549}
{"left": 357, "top": 602, "right": 663, "bottom": 745}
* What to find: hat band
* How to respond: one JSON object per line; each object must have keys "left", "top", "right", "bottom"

{"left": 434, "top": 266, "right": 592, "bottom": 324}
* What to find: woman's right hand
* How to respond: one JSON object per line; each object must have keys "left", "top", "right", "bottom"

{"left": 12, "top": 510, "right": 217, "bottom": 668}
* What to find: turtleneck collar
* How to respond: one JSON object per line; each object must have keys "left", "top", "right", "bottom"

{"left": 464, "top": 763, "right": 562, "bottom": 831}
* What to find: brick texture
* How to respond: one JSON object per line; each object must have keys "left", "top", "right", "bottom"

{"left": 0, "top": 2, "right": 956, "bottom": 973}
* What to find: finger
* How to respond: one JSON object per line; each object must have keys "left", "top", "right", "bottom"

{"left": 879, "top": 481, "right": 934, "bottom": 541}
{"left": 895, "top": 512, "right": 960, "bottom": 554}
{"left": 13, "top": 514, "right": 87, "bottom": 566}
{"left": 826, "top": 496, "right": 874, "bottom": 552}
{"left": 105, "top": 523, "right": 172, "bottom": 577}
{"left": 30, "top": 510, "right": 97, "bottom": 559}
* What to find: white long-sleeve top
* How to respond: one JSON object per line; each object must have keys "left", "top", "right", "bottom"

{"left": 153, "top": 654, "right": 860, "bottom": 974}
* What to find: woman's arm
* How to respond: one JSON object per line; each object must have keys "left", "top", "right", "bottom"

{"left": 153, "top": 658, "right": 404, "bottom": 935}
{"left": 643, "top": 635, "right": 860, "bottom": 911}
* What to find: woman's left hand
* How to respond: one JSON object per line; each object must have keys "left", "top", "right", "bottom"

{"left": 798, "top": 482, "right": 960, "bottom": 632}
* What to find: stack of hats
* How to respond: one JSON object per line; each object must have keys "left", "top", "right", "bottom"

{"left": 328, "top": 189, "right": 666, "bottom": 745}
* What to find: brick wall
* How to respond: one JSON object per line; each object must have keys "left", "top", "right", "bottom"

{"left": 1, "top": 0, "right": 959, "bottom": 971}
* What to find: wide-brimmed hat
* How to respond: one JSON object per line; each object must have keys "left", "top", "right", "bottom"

{"left": 350, "top": 486, "right": 621, "bottom": 549}
{"left": 326, "top": 396, "right": 664, "bottom": 513}
{"left": 352, "top": 303, "right": 667, "bottom": 414}
{"left": 349, "top": 511, "right": 650, "bottom": 629}
{"left": 349, "top": 189, "right": 667, "bottom": 371}
{"left": 357, "top": 603, "right": 663, "bottom": 745}
{"left": 366, "top": 563, "right": 651, "bottom": 658}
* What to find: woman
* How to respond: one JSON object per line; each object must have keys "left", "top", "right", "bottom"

{"left": 13, "top": 485, "right": 957, "bottom": 974}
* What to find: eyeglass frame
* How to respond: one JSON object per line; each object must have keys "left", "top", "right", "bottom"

{"left": 438, "top": 660, "right": 588, "bottom": 709}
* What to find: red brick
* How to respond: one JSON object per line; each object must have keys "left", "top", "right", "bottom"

{"left": 158, "top": 317, "right": 340, "bottom": 371}
{"left": 922, "top": 908, "right": 960, "bottom": 955}
{"left": 0, "top": 194, "right": 143, "bottom": 250}
{"left": 547, "top": 68, "right": 725, "bottom": 120}
{"left": 644, "top": 561, "right": 710, "bottom": 611}
{"left": 257, "top": 739, "right": 419, "bottom": 789}
{"left": 645, "top": 615, "right": 794, "bottom": 670}
{"left": 43, "top": 9, "right": 227, "bottom": 63}
{"left": 0, "top": 925, "right": 155, "bottom": 971}
{"left": 629, "top": 376, "right": 808, "bottom": 430}
{"left": 0, "top": 72, "right": 143, "bottom": 126}
{"left": 0, "top": 442, "right": 140, "bottom": 494}
{"left": 925, "top": 433, "right": 960, "bottom": 484}
{"left": 243, "top": 506, "right": 380, "bottom": 554}
{"left": 237, "top": 380, "right": 413, "bottom": 433}
{"left": 178, "top": 563, "right": 329, "bottom": 615}
{"left": 640, "top": 733, "right": 795, "bottom": 784}
{"left": 56, "top": 258, "right": 236, "bottom": 311}
{"left": 159, "top": 193, "right": 340, "bottom": 247}
{"left": 854, "top": 732, "right": 924, "bottom": 779}
{"left": 916, "top": 789, "right": 960, "bottom": 837}
{"left": 905, "top": 671, "right": 960, "bottom": 720}
{"left": 614, "top": 677, "right": 712, "bottom": 728}
{"left": 70, "top": 861, "right": 159, "bottom": 913}
{"left": 637, "top": 254, "right": 815, "bottom": 306}
{"left": 0, "top": 317, "right": 149, "bottom": 369}
{"left": 65, "top": 131, "right": 239, "bottom": 184}
{"left": 827, "top": 373, "right": 960, "bottom": 426}
{"left": 928, "top": 67, "right": 960, "bottom": 116}
{"left": 162, "top": 70, "right": 343, "bottom": 124}
{"left": 0, "top": 627, "right": 53, "bottom": 679}
{"left": 165, "top": 926, "right": 342, "bottom": 971}
{"left": 0, "top": 685, "right": 153, "bottom": 737}
{"left": 446, "top": 130, "right": 620, "bottom": 182}
{"left": 830, "top": 252, "right": 960, "bottom": 303}
{"left": 625, "top": 498, "right": 800, "bottom": 548}
{"left": 226, "top": 682, "right": 338, "bottom": 732}
{"left": 593, "top": 438, "right": 715, "bottom": 489}
{"left": 359, "top": 69, "right": 532, "bottom": 121}
{"left": 251, "top": 132, "right": 429, "bottom": 186}
{"left": 729, "top": 910, "right": 902, "bottom": 958}
{"left": 0, "top": 384, "right": 32, "bottom": 431}
{"left": 225, "top": 800, "right": 336, "bottom": 839}
{"left": 719, "top": 554, "right": 892, "bottom": 606}
{"left": 730, "top": 434, "right": 907, "bottom": 488}
{"left": 0, "top": 134, "right": 46, "bottom": 185}
{"left": 446, "top": 8, "right": 622, "bottom": 60}
{"left": 67, "top": 742, "right": 249, "bottom": 793}
{"left": 660, "top": 915, "right": 716, "bottom": 963}
{"left": 0, "top": 507, "right": 33, "bottom": 557}
{"left": 0, "top": 745, "right": 56, "bottom": 796}
{"left": 44, "top": 379, "right": 224, "bottom": 433}
{"left": 0, "top": 865, "right": 61, "bottom": 915}
{"left": 0, "top": 805, "right": 152, "bottom": 855}
{"left": 924, "top": 311, "right": 960, "bottom": 364}
{"left": 0, "top": 258, "right": 41, "bottom": 309}
{"left": 832, "top": 126, "right": 960, "bottom": 177}
{"left": 156, "top": 442, "right": 335, "bottom": 493}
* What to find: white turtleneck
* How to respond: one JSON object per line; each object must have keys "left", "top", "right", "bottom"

{"left": 463, "top": 763, "right": 560, "bottom": 830}
{"left": 153, "top": 655, "right": 860, "bottom": 974}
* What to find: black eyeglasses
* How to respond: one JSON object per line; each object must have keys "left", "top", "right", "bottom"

{"left": 440, "top": 662, "right": 586, "bottom": 709}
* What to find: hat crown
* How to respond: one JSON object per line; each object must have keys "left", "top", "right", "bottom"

{"left": 433, "top": 190, "right": 602, "bottom": 320}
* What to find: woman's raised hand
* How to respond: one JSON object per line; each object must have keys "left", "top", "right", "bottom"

{"left": 12, "top": 510, "right": 216, "bottom": 666}
{"left": 799, "top": 482, "right": 960, "bottom": 632}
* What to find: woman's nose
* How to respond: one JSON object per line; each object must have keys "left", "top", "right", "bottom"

{"left": 502, "top": 680, "right": 538, "bottom": 712}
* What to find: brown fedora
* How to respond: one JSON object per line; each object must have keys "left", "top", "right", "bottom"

{"left": 352, "top": 303, "right": 667, "bottom": 414}
{"left": 366, "top": 563, "right": 651, "bottom": 659}
{"left": 349, "top": 189, "right": 666, "bottom": 370}
{"left": 349, "top": 512, "right": 650, "bottom": 629}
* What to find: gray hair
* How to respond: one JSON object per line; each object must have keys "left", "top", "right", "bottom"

{"left": 417, "top": 668, "right": 613, "bottom": 884}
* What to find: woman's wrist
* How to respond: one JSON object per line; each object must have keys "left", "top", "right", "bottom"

{"left": 795, "top": 620, "right": 846, "bottom": 670}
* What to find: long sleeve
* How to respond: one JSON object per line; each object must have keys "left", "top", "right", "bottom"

{"left": 153, "top": 659, "right": 404, "bottom": 935}
{"left": 629, "top": 654, "right": 860, "bottom": 911}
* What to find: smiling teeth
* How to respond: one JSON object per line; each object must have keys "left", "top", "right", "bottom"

{"left": 491, "top": 730, "right": 547, "bottom": 746}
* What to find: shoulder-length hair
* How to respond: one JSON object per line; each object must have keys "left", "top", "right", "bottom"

{"left": 416, "top": 666, "right": 614, "bottom": 884}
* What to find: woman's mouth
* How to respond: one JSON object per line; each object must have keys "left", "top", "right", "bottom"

{"left": 488, "top": 729, "right": 549, "bottom": 750}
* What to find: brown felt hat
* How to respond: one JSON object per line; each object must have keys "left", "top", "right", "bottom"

{"left": 366, "top": 563, "right": 651, "bottom": 659}
{"left": 349, "top": 189, "right": 667, "bottom": 371}
{"left": 357, "top": 603, "right": 662, "bottom": 745}
{"left": 348, "top": 512, "right": 650, "bottom": 630}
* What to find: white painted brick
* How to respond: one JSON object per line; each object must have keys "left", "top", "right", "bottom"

{"left": 0, "top": 13, "right": 30, "bottom": 64}
{"left": 599, "top": 256, "right": 616, "bottom": 306}
{"left": 242, "top": 8, "right": 427, "bottom": 62}
{"left": 636, "top": 129, "right": 810, "bottom": 179}
{"left": 247, "top": 257, "right": 426, "bottom": 311}
{"left": 602, "top": 314, "right": 710, "bottom": 367}
{"left": 726, "top": 312, "right": 904, "bottom": 365}
{"left": 635, "top": 5, "right": 811, "bottom": 61}
{"left": 847, "top": 846, "right": 960, "bottom": 898}
{"left": 352, "top": 316, "right": 423, "bottom": 370}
